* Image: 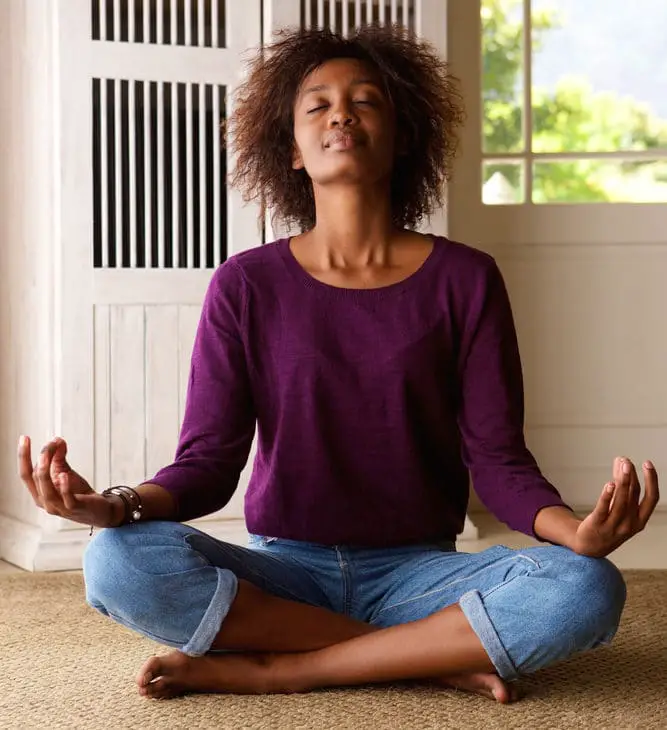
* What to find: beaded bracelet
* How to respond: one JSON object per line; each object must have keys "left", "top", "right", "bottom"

{"left": 103, "top": 486, "right": 143, "bottom": 523}
{"left": 89, "top": 486, "right": 143, "bottom": 536}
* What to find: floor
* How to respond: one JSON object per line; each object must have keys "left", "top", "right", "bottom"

{"left": 2, "top": 511, "right": 666, "bottom": 574}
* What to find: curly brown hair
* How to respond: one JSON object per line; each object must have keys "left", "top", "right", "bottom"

{"left": 227, "top": 25, "right": 465, "bottom": 232}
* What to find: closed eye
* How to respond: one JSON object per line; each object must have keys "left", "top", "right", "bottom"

{"left": 307, "top": 100, "right": 376, "bottom": 114}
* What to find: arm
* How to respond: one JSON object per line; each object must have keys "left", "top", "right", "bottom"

{"left": 140, "top": 260, "right": 257, "bottom": 522}
{"left": 456, "top": 258, "right": 572, "bottom": 540}
{"left": 533, "top": 505, "right": 581, "bottom": 548}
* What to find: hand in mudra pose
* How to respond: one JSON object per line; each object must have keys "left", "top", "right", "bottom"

{"left": 573, "top": 457, "right": 659, "bottom": 559}
{"left": 17, "top": 435, "right": 116, "bottom": 529}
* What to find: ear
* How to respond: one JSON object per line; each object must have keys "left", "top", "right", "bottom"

{"left": 292, "top": 145, "right": 304, "bottom": 170}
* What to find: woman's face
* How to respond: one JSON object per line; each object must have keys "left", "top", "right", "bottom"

{"left": 292, "top": 57, "right": 397, "bottom": 188}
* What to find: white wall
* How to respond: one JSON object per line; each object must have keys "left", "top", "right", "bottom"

{"left": 0, "top": 2, "right": 57, "bottom": 534}
{"left": 448, "top": 1, "right": 667, "bottom": 514}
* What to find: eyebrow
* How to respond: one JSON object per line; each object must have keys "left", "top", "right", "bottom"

{"left": 300, "top": 79, "right": 381, "bottom": 96}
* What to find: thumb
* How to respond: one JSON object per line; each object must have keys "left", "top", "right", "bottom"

{"left": 59, "top": 472, "right": 76, "bottom": 511}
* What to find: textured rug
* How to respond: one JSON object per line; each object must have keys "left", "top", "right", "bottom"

{"left": 1, "top": 570, "right": 666, "bottom": 730}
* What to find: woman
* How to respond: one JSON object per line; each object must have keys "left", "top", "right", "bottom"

{"left": 18, "top": 26, "right": 659, "bottom": 704}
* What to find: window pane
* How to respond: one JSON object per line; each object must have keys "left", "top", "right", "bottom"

{"left": 483, "top": 160, "right": 525, "bottom": 204}
{"left": 482, "top": 0, "right": 525, "bottom": 154}
{"left": 533, "top": 160, "right": 667, "bottom": 204}
{"left": 532, "top": 0, "right": 667, "bottom": 153}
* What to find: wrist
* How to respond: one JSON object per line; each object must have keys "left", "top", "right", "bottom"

{"left": 104, "top": 494, "right": 126, "bottom": 528}
{"left": 533, "top": 505, "right": 581, "bottom": 550}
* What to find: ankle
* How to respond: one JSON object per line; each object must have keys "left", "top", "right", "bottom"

{"left": 265, "top": 652, "right": 314, "bottom": 694}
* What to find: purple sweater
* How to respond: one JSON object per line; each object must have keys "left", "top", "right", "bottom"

{"left": 151, "top": 236, "right": 568, "bottom": 547}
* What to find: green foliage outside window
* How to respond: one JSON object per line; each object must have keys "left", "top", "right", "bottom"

{"left": 482, "top": 0, "right": 667, "bottom": 202}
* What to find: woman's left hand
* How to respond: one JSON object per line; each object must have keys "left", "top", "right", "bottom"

{"left": 573, "top": 457, "right": 660, "bottom": 558}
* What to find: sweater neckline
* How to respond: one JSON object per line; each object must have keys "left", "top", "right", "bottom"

{"left": 277, "top": 235, "right": 445, "bottom": 299}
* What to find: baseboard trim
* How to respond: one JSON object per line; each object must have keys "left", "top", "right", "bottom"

{"left": 0, "top": 515, "right": 43, "bottom": 571}
{"left": 0, "top": 515, "right": 252, "bottom": 572}
{"left": 0, "top": 514, "right": 484, "bottom": 572}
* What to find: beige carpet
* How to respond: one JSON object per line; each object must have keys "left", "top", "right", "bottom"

{"left": 2, "top": 571, "right": 666, "bottom": 730}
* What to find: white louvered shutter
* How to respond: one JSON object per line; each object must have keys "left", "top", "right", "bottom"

{"left": 54, "top": 0, "right": 261, "bottom": 522}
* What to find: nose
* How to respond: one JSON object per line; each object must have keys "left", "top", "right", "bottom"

{"left": 328, "top": 101, "right": 357, "bottom": 128}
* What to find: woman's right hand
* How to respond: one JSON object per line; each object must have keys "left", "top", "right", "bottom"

{"left": 17, "top": 435, "right": 120, "bottom": 528}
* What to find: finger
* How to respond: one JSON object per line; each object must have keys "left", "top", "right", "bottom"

{"left": 17, "top": 435, "right": 41, "bottom": 506}
{"left": 627, "top": 459, "right": 642, "bottom": 506}
{"left": 608, "top": 458, "right": 633, "bottom": 526}
{"left": 612, "top": 455, "right": 623, "bottom": 481}
{"left": 34, "top": 443, "right": 65, "bottom": 515}
{"left": 609, "top": 456, "right": 624, "bottom": 510}
{"left": 51, "top": 436, "right": 70, "bottom": 473}
{"left": 591, "top": 482, "right": 616, "bottom": 522}
{"left": 638, "top": 461, "right": 660, "bottom": 527}
{"left": 58, "top": 472, "right": 77, "bottom": 511}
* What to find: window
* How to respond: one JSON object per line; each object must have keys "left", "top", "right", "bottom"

{"left": 481, "top": 0, "right": 667, "bottom": 204}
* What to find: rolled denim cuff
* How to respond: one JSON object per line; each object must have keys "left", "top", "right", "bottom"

{"left": 459, "top": 588, "right": 519, "bottom": 681}
{"left": 181, "top": 568, "right": 239, "bottom": 656}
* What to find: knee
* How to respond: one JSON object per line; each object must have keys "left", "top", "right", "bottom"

{"left": 562, "top": 552, "right": 627, "bottom": 642}
{"left": 83, "top": 523, "right": 179, "bottom": 610}
{"left": 82, "top": 525, "right": 135, "bottom": 612}
{"left": 83, "top": 522, "right": 218, "bottom": 617}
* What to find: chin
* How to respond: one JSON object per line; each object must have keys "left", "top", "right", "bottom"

{"left": 311, "top": 162, "right": 391, "bottom": 187}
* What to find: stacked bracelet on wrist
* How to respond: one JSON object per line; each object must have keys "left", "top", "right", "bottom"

{"left": 89, "top": 486, "right": 143, "bottom": 537}
{"left": 102, "top": 486, "right": 143, "bottom": 525}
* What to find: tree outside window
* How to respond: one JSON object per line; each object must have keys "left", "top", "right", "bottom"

{"left": 482, "top": 0, "right": 667, "bottom": 204}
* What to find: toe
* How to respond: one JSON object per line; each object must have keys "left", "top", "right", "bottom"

{"left": 487, "top": 676, "right": 512, "bottom": 704}
{"left": 143, "top": 676, "right": 173, "bottom": 700}
{"left": 136, "top": 655, "right": 162, "bottom": 688}
{"left": 492, "top": 685, "right": 510, "bottom": 704}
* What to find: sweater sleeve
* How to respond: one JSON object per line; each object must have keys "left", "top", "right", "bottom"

{"left": 456, "top": 258, "right": 571, "bottom": 538}
{"left": 149, "top": 259, "right": 256, "bottom": 521}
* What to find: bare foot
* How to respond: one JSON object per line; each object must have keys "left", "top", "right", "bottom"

{"left": 136, "top": 650, "right": 287, "bottom": 699}
{"left": 136, "top": 653, "right": 520, "bottom": 703}
{"left": 433, "top": 672, "right": 520, "bottom": 703}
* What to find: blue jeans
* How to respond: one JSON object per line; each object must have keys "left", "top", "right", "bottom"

{"left": 83, "top": 521, "right": 626, "bottom": 681}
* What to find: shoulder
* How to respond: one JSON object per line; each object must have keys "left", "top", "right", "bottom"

{"left": 424, "top": 236, "right": 515, "bottom": 339}
{"left": 429, "top": 236, "right": 504, "bottom": 300}
{"left": 224, "top": 240, "right": 286, "bottom": 282}
{"left": 206, "top": 240, "right": 286, "bottom": 296}
{"left": 433, "top": 236, "right": 498, "bottom": 276}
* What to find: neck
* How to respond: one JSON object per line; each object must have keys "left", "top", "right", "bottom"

{"left": 307, "top": 183, "right": 397, "bottom": 266}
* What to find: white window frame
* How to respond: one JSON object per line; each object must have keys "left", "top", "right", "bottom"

{"left": 481, "top": 0, "right": 667, "bottom": 207}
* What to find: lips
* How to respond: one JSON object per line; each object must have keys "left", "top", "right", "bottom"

{"left": 324, "top": 131, "right": 362, "bottom": 150}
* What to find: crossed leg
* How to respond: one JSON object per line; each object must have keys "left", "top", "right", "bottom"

{"left": 137, "top": 578, "right": 516, "bottom": 702}
{"left": 84, "top": 524, "right": 624, "bottom": 704}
